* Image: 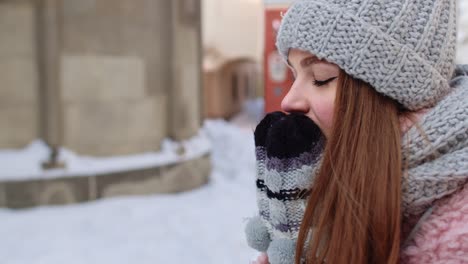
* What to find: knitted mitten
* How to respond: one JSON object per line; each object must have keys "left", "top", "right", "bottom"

{"left": 245, "top": 112, "right": 325, "bottom": 264}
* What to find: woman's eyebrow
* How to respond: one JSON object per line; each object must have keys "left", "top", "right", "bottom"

{"left": 287, "top": 55, "right": 325, "bottom": 71}
{"left": 300, "top": 56, "right": 322, "bottom": 68}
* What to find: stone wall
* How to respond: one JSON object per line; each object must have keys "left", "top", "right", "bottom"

{"left": 0, "top": 1, "right": 39, "bottom": 148}
{"left": 0, "top": 154, "right": 211, "bottom": 208}
{"left": 58, "top": 0, "right": 173, "bottom": 155}
{"left": 0, "top": 0, "right": 203, "bottom": 156}
{"left": 0, "top": 0, "right": 208, "bottom": 208}
{"left": 167, "top": 0, "right": 203, "bottom": 141}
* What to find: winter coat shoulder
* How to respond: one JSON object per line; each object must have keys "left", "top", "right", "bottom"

{"left": 400, "top": 183, "right": 468, "bottom": 263}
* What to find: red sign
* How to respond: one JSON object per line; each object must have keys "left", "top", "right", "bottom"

{"left": 264, "top": 7, "right": 294, "bottom": 114}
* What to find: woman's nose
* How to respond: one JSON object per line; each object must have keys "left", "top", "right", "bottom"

{"left": 281, "top": 86, "right": 310, "bottom": 114}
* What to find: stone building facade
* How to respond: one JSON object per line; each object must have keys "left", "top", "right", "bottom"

{"left": 0, "top": 0, "right": 211, "bottom": 208}
{"left": 0, "top": 0, "right": 203, "bottom": 156}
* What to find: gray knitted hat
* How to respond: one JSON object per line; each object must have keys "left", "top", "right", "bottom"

{"left": 276, "top": 0, "right": 458, "bottom": 111}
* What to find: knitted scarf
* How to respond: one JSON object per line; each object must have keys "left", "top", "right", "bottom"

{"left": 401, "top": 65, "right": 468, "bottom": 218}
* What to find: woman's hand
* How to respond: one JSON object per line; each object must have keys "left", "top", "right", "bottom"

{"left": 251, "top": 253, "right": 269, "bottom": 264}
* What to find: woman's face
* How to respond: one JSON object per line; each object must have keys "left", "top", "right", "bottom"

{"left": 281, "top": 49, "right": 340, "bottom": 138}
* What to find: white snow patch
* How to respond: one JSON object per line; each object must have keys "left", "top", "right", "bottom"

{"left": 0, "top": 129, "right": 211, "bottom": 181}
{"left": 0, "top": 100, "right": 264, "bottom": 264}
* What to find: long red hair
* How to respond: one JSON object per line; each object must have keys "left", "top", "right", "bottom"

{"left": 295, "top": 70, "right": 402, "bottom": 263}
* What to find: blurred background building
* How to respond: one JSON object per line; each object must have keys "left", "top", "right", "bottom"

{"left": 0, "top": 0, "right": 210, "bottom": 208}
{"left": 202, "top": 0, "right": 263, "bottom": 119}
{"left": 0, "top": 0, "right": 202, "bottom": 156}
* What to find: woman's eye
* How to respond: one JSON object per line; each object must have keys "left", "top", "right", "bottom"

{"left": 314, "top": 76, "right": 337, "bottom": 87}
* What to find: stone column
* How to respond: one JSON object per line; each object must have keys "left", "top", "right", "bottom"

{"left": 36, "top": 0, "right": 63, "bottom": 148}
{"left": 168, "top": 0, "right": 203, "bottom": 141}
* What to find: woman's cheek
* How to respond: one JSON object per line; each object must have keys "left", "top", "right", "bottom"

{"left": 313, "top": 99, "right": 335, "bottom": 135}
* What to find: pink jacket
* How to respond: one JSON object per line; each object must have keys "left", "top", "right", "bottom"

{"left": 400, "top": 183, "right": 468, "bottom": 263}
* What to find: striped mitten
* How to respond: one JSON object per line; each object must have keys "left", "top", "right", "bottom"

{"left": 245, "top": 112, "right": 325, "bottom": 264}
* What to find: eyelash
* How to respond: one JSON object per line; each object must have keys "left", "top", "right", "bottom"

{"left": 314, "top": 77, "right": 337, "bottom": 87}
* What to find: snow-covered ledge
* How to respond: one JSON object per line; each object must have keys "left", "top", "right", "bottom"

{"left": 0, "top": 130, "right": 211, "bottom": 209}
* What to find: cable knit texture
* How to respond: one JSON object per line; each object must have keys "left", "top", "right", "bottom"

{"left": 397, "top": 65, "right": 468, "bottom": 263}
{"left": 245, "top": 112, "right": 324, "bottom": 264}
{"left": 276, "top": 0, "right": 458, "bottom": 111}
{"left": 401, "top": 70, "right": 468, "bottom": 219}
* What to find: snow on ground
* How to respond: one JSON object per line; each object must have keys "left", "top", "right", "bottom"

{"left": 0, "top": 130, "right": 210, "bottom": 181}
{"left": 0, "top": 100, "right": 265, "bottom": 264}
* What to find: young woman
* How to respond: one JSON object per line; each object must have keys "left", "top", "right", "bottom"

{"left": 250, "top": 0, "right": 468, "bottom": 263}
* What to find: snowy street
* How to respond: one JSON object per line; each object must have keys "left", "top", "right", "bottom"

{"left": 0, "top": 115, "right": 261, "bottom": 264}
{"left": 0, "top": 1, "right": 466, "bottom": 262}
